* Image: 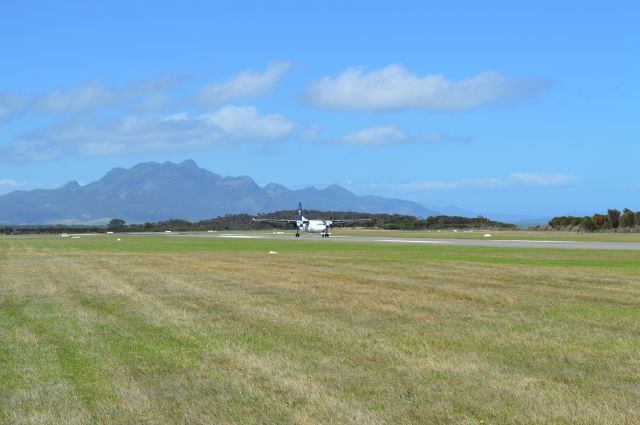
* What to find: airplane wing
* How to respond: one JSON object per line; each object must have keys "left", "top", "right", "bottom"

{"left": 329, "top": 219, "right": 372, "bottom": 224}
{"left": 252, "top": 218, "right": 300, "bottom": 223}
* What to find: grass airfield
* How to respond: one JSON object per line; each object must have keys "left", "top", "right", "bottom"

{"left": 1, "top": 234, "right": 639, "bottom": 424}
{"left": 173, "top": 228, "right": 640, "bottom": 242}
{"left": 336, "top": 228, "right": 640, "bottom": 242}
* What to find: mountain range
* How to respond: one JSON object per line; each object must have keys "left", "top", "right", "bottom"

{"left": 0, "top": 160, "right": 442, "bottom": 225}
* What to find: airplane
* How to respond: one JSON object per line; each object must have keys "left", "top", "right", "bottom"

{"left": 252, "top": 202, "right": 371, "bottom": 237}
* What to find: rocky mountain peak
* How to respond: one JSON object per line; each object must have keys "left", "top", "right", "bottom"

{"left": 0, "top": 159, "right": 437, "bottom": 224}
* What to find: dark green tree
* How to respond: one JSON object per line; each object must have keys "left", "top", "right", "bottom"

{"left": 607, "top": 209, "right": 620, "bottom": 229}
{"left": 621, "top": 208, "right": 635, "bottom": 228}
{"left": 592, "top": 214, "right": 607, "bottom": 229}
{"left": 108, "top": 218, "right": 126, "bottom": 229}
{"left": 580, "top": 216, "right": 596, "bottom": 232}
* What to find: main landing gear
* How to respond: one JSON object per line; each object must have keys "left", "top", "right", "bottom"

{"left": 295, "top": 230, "right": 300, "bottom": 238}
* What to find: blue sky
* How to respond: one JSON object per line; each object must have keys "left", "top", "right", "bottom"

{"left": 0, "top": 1, "right": 638, "bottom": 217}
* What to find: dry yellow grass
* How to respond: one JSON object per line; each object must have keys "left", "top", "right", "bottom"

{"left": 0, "top": 236, "right": 639, "bottom": 424}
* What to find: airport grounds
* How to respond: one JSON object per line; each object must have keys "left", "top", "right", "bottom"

{"left": 1, "top": 229, "right": 639, "bottom": 424}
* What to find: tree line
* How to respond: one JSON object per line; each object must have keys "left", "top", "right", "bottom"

{"left": 0, "top": 209, "right": 515, "bottom": 234}
{"left": 543, "top": 209, "right": 640, "bottom": 232}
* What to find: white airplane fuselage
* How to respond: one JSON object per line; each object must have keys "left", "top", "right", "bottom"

{"left": 252, "top": 202, "right": 369, "bottom": 238}
{"left": 297, "top": 219, "right": 332, "bottom": 233}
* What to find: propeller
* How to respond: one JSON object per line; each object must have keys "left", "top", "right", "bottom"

{"left": 323, "top": 220, "right": 332, "bottom": 237}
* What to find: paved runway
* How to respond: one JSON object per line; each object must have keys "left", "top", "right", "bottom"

{"left": 157, "top": 232, "right": 640, "bottom": 251}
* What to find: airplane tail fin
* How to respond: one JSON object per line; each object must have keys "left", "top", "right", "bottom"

{"left": 297, "top": 202, "right": 303, "bottom": 221}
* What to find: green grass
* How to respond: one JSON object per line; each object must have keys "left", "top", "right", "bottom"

{"left": 1, "top": 235, "right": 639, "bottom": 424}
{"left": 335, "top": 228, "right": 640, "bottom": 242}
{"left": 179, "top": 228, "right": 640, "bottom": 242}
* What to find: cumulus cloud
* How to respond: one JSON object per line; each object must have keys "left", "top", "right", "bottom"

{"left": 400, "top": 173, "right": 580, "bottom": 190}
{"left": 197, "top": 62, "right": 291, "bottom": 106}
{"left": 304, "top": 64, "right": 549, "bottom": 111}
{"left": 0, "top": 63, "right": 292, "bottom": 124}
{"left": 0, "top": 77, "right": 180, "bottom": 122}
{"left": 337, "top": 125, "right": 471, "bottom": 146}
{"left": 0, "top": 106, "right": 294, "bottom": 162}
{"left": 37, "top": 77, "right": 181, "bottom": 113}
{"left": 34, "top": 82, "right": 124, "bottom": 113}
{"left": 201, "top": 105, "right": 294, "bottom": 139}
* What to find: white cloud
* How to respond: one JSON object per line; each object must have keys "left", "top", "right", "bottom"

{"left": 401, "top": 177, "right": 501, "bottom": 190}
{"left": 334, "top": 125, "right": 472, "bottom": 146}
{"left": 400, "top": 173, "right": 580, "bottom": 190}
{"left": 0, "top": 106, "right": 294, "bottom": 161}
{"left": 34, "top": 82, "right": 122, "bottom": 113}
{"left": 0, "top": 178, "right": 57, "bottom": 195}
{"left": 0, "top": 64, "right": 291, "bottom": 123}
{"left": 341, "top": 126, "right": 407, "bottom": 145}
{"left": 0, "top": 77, "right": 180, "bottom": 122}
{"left": 202, "top": 105, "right": 294, "bottom": 139}
{"left": 300, "top": 123, "right": 322, "bottom": 141}
{"left": 508, "top": 173, "right": 580, "bottom": 186}
{"left": 35, "top": 77, "right": 179, "bottom": 113}
{"left": 304, "top": 64, "right": 549, "bottom": 111}
{"left": 0, "top": 178, "right": 22, "bottom": 188}
{"left": 132, "top": 92, "right": 174, "bottom": 112}
{"left": 197, "top": 62, "right": 291, "bottom": 106}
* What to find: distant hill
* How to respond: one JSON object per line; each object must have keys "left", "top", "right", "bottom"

{"left": 0, "top": 160, "right": 439, "bottom": 224}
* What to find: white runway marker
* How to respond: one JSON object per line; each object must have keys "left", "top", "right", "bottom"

{"left": 376, "top": 239, "right": 451, "bottom": 244}
{"left": 494, "top": 239, "right": 575, "bottom": 243}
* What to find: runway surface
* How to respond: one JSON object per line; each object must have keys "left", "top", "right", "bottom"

{"left": 154, "top": 232, "right": 640, "bottom": 251}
